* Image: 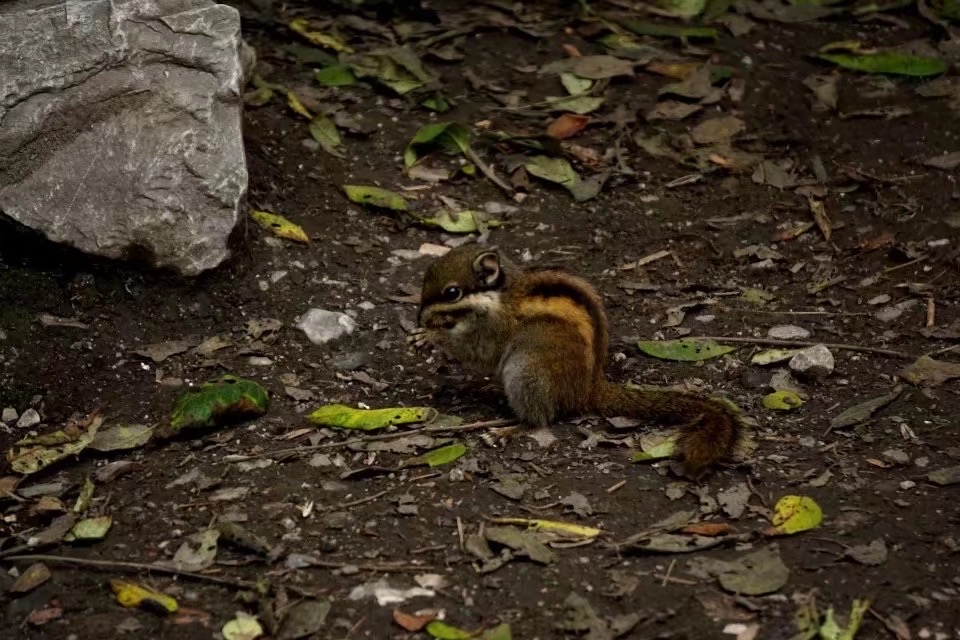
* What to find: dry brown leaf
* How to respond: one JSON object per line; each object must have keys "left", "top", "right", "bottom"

{"left": 681, "top": 522, "right": 734, "bottom": 537}
{"left": 691, "top": 116, "right": 746, "bottom": 145}
{"left": 858, "top": 231, "right": 896, "bottom": 251}
{"left": 547, "top": 114, "right": 590, "bottom": 140}
{"left": 646, "top": 61, "right": 700, "bottom": 80}
{"left": 392, "top": 609, "right": 436, "bottom": 632}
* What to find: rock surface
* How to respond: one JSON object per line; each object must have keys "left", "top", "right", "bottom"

{"left": 298, "top": 309, "right": 357, "bottom": 345}
{"left": 0, "top": 0, "right": 251, "bottom": 275}
{"left": 788, "top": 344, "right": 835, "bottom": 379}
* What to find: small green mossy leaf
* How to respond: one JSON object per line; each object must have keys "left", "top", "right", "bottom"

{"left": 637, "top": 338, "right": 736, "bottom": 361}
{"left": 343, "top": 185, "right": 408, "bottom": 211}
{"left": 307, "top": 404, "right": 436, "bottom": 431}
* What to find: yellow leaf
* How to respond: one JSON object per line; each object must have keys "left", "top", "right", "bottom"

{"left": 289, "top": 17, "right": 353, "bottom": 53}
{"left": 286, "top": 91, "right": 312, "bottom": 119}
{"left": 249, "top": 210, "right": 309, "bottom": 244}
{"left": 222, "top": 612, "right": 264, "bottom": 640}
{"left": 109, "top": 579, "right": 178, "bottom": 614}
{"left": 307, "top": 404, "right": 436, "bottom": 430}
{"left": 489, "top": 517, "right": 601, "bottom": 539}
{"left": 765, "top": 495, "right": 823, "bottom": 536}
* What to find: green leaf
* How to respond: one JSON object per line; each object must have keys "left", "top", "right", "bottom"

{"left": 546, "top": 95, "right": 605, "bottom": 114}
{"left": 168, "top": 376, "right": 269, "bottom": 435}
{"left": 65, "top": 515, "right": 113, "bottom": 542}
{"left": 307, "top": 404, "right": 436, "bottom": 430}
{"left": 762, "top": 390, "right": 804, "bottom": 411}
{"left": 636, "top": 338, "right": 735, "bottom": 361}
{"left": 624, "top": 22, "right": 718, "bottom": 41}
{"left": 656, "top": 0, "right": 708, "bottom": 18}
{"left": 820, "top": 52, "right": 947, "bottom": 77}
{"left": 7, "top": 413, "right": 103, "bottom": 475}
{"left": 421, "top": 95, "right": 452, "bottom": 113}
{"left": 89, "top": 423, "right": 155, "bottom": 452}
{"left": 560, "top": 72, "right": 593, "bottom": 95}
{"left": 631, "top": 434, "right": 678, "bottom": 462}
{"left": 412, "top": 442, "right": 467, "bottom": 467}
{"left": 751, "top": 348, "right": 801, "bottom": 365}
{"left": 343, "top": 185, "right": 408, "bottom": 211}
{"left": 404, "top": 122, "right": 472, "bottom": 167}
{"left": 309, "top": 113, "right": 344, "bottom": 158}
{"left": 413, "top": 209, "right": 502, "bottom": 234}
{"left": 765, "top": 495, "right": 823, "bottom": 536}
{"left": 524, "top": 155, "right": 577, "bottom": 188}
{"left": 315, "top": 64, "right": 357, "bottom": 87}
{"left": 820, "top": 599, "right": 870, "bottom": 640}
{"left": 481, "top": 624, "right": 513, "bottom": 640}
{"left": 718, "top": 546, "right": 790, "bottom": 596}
{"left": 222, "top": 612, "right": 264, "bottom": 640}
{"left": 426, "top": 621, "right": 474, "bottom": 640}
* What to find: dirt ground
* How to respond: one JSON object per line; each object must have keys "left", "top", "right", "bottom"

{"left": 2, "top": 1, "right": 960, "bottom": 638}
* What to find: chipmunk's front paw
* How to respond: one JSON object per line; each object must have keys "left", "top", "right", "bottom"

{"left": 407, "top": 327, "right": 433, "bottom": 352}
{"left": 480, "top": 425, "right": 520, "bottom": 448}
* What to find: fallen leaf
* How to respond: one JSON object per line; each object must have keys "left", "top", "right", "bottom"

{"left": 308, "top": 404, "right": 436, "bottom": 430}
{"left": 637, "top": 338, "right": 735, "bottom": 361}
{"left": 10, "top": 562, "right": 52, "bottom": 594}
{"left": 278, "top": 600, "right": 331, "bottom": 640}
{"left": 547, "top": 114, "right": 590, "bottom": 139}
{"left": 314, "top": 64, "right": 357, "bottom": 87}
{"left": 808, "top": 198, "right": 832, "bottom": 241}
{"left": 570, "top": 55, "right": 635, "bottom": 79}
{"left": 718, "top": 546, "right": 789, "bottom": 596}
{"left": 89, "top": 423, "right": 154, "bottom": 452}
{"left": 289, "top": 17, "right": 352, "bottom": 53}
{"left": 393, "top": 609, "right": 436, "bottom": 632}
{"left": 132, "top": 339, "right": 195, "bottom": 363}
{"left": 110, "top": 579, "right": 178, "bottom": 615}
{"left": 488, "top": 517, "right": 601, "bottom": 540}
{"left": 412, "top": 209, "right": 502, "bottom": 234}
{"left": 65, "top": 515, "right": 112, "bottom": 542}
{"left": 820, "top": 599, "right": 870, "bottom": 640}
{"left": 762, "top": 390, "right": 804, "bottom": 411}
{"left": 6, "top": 412, "right": 103, "bottom": 475}
{"left": 646, "top": 100, "right": 703, "bottom": 121}
{"left": 403, "top": 442, "right": 467, "bottom": 468}
{"left": 691, "top": 115, "right": 746, "bottom": 145}
{"left": 928, "top": 465, "right": 960, "bottom": 486}
{"left": 820, "top": 51, "right": 947, "bottom": 77}
{"left": 631, "top": 433, "right": 679, "bottom": 461}
{"left": 622, "top": 532, "right": 725, "bottom": 554}
{"left": 404, "top": 122, "right": 471, "bottom": 168}
{"left": 425, "top": 620, "right": 474, "bottom": 640}
{"left": 165, "top": 376, "right": 269, "bottom": 436}
{"left": 484, "top": 526, "right": 555, "bottom": 564}
{"left": 343, "top": 185, "right": 408, "bottom": 211}
{"left": 222, "top": 612, "right": 264, "bottom": 640}
{"left": 846, "top": 539, "right": 887, "bottom": 566}
{"left": 171, "top": 528, "right": 219, "bottom": 572}
{"left": 764, "top": 495, "right": 822, "bottom": 536}
{"left": 308, "top": 113, "right": 344, "bottom": 158}
{"left": 901, "top": 355, "right": 960, "bottom": 387}
{"left": 830, "top": 387, "right": 903, "bottom": 429}
{"left": 681, "top": 522, "right": 734, "bottom": 536}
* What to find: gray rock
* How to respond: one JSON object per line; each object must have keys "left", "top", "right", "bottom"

{"left": 767, "top": 324, "right": 811, "bottom": 339}
{"left": 298, "top": 309, "right": 357, "bottom": 345}
{"left": 788, "top": 344, "right": 834, "bottom": 379}
{"left": 882, "top": 449, "right": 910, "bottom": 465}
{"left": 0, "top": 0, "right": 251, "bottom": 275}
{"left": 16, "top": 408, "right": 41, "bottom": 429}
{"left": 1, "top": 407, "right": 17, "bottom": 424}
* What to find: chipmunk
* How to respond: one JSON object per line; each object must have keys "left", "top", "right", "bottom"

{"left": 409, "top": 244, "right": 746, "bottom": 478}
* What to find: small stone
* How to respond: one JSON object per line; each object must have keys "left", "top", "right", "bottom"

{"left": 769, "top": 370, "right": 805, "bottom": 395}
{"left": 768, "top": 324, "right": 811, "bottom": 339}
{"left": 867, "top": 294, "right": 891, "bottom": 306}
{"left": 899, "top": 480, "right": 916, "bottom": 490}
{"left": 357, "top": 301, "right": 375, "bottom": 311}
{"left": 798, "top": 436, "right": 817, "bottom": 448}
{"left": 915, "top": 456, "right": 930, "bottom": 468}
{"left": 789, "top": 345, "right": 835, "bottom": 379}
{"left": 882, "top": 449, "right": 910, "bottom": 465}
{"left": 875, "top": 299, "right": 919, "bottom": 323}
{"left": 2, "top": 407, "right": 18, "bottom": 424}
{"left": 16, "top": 408, "right": 41, "bottom": 429}
{"left": 297, "top": 308, "right": 357, "bottom": 345}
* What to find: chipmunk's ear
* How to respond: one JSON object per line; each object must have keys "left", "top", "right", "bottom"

{"left": 472, "top": 250, "right": 502, "bottom": 288}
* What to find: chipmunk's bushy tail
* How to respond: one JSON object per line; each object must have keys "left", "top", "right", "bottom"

{"left": 593, "top": 382, "right": 743, "bottom": 478}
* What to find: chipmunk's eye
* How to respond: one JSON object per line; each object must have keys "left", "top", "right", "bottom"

{"left": 442, "top": 286, "right": 463, "bottom": 302}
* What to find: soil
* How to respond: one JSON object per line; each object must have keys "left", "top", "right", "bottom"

{"left": 2, "top": 1, "right": 960, "bottom": 639}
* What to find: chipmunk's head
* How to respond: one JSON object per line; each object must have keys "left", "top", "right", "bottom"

{"left": 417, "top": 245, "right": 507, "bottom": 331}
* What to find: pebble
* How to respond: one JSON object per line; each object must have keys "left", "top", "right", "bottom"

{"left": 899, "top": 480, "right": 916, "bottom": 490}
{"left": 882, "top": 449, "right": 910, "bottom": 465}
{"left": 769, "top": 369, "right": 805, "bottom": 395}
{"left": 16, "top": 408, "right": 41, "bottom": 429}
{"left": 2, "top": 407, "right": 17, "bottom": 424}
{"left": 875, "top": 299, "right": 919, "bottom": 323}
{"left": 768, "top": 324, "right": 811, "bottom": 339}
{"left": 867, "top": 294, "right": 891, "bottom": 306}
{"left": 357, "top": 301, "right": 376, "bottom": 311}
{"left": 297, "top": 308, "right": 357, "bottom": 345}
{"left": 789, "top": 345, "right": 834, "bottom": 379}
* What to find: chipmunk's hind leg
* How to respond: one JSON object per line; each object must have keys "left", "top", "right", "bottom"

{"left": 498, "top": 321, "right": 593, "bottom": 427}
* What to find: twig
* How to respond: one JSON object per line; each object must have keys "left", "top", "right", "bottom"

{"left": 661, "top": 558, "right": 676, "bottom": 587}
{"left": 723, "top": 307, "right": 872, "bottom": 317}
{"left": 463, "top": 147, "right": 514, "bottom": 195}
{"left": 224, "top": 418, "right": 515, "bottom": 462}
{"left": 2, "top": 553, "right": 269, "bottom": 592}
{"left": 692, "top": 336, "right": 913, "bottom": 359}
